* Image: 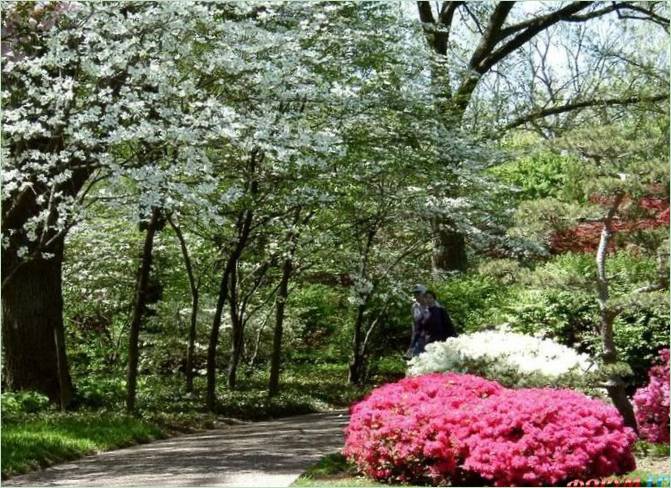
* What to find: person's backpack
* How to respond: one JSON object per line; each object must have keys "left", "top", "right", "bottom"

{"left": 444, "top": 309, "right": 457, "bottom": 338}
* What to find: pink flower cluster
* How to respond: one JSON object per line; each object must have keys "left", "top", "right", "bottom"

{"left": 634, "top": 349, "right": 670, "bottom": 444}
{"left": 462, "top": 389, "right": 636, "bottom": 486}
{"left": 344, "top": 373, "right": 637, "bottom": 486}
{"left": 343, "top": 373, "right": 502, "bottom": 484}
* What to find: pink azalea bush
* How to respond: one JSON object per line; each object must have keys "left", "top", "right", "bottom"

{"left": 462, "top": 388, "right": 637, "bottom": 486}
{"left": 343, "top": 373, "right": 502, "bottom": 484}
{"left": 634, "top": 348, "right": 670, "bottom": 444}
{"left": 344, "top": 373, "right": 637, "bottom": 486}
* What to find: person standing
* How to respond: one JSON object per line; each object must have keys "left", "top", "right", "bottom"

{"left": 423, "top": 290, "right": 457, "bottom": 344}
{"left": 407, "top": 284, "right": 429, "bottom": 358}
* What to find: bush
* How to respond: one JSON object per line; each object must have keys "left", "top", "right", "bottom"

{"left": 634, "top": 349, "right": 670, "bottom": 444}
{"left": 344, "top": 373, "right": 637, "bottom": 486}
{"left": 490, "top": 150, "right": 581, "bottom": 202}
{"left": 463, "top": 388, "right": 636, "bottom": 486}
{"left": 73, "top": 376, "right": 126, "bottom": 408}
{"left": 1, "top": 391, "right": 51, "bottom": 421}
{"left": 506, "top": 252, "right": 669, "bottom": 387}
{"left": 343, "top": 373, "right": 503, "bottom": 484}
{"left": 407, "top": 330, "right": 593, "bottom": 389}
{"left": 430, "top": 274, "right": 515, "bottom": 332}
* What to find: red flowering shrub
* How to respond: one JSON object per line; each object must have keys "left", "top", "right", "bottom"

{"left": 550, "top": 195, "right": 669, "bottom": 254}
{"left": 344, "top": 373, "right": 638, "bottom": 486}
{"left": 634, "top": 348, "right": 670, "bottom": 444}
{"left": 462, "top": 389, "right": 637, "bottom": 486}
{"left": 343, "top": 373, "right": 502, "bottom": 484}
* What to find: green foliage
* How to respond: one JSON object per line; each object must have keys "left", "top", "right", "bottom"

{"left": 430, "top": 273, "right": 515, "bottom": 332}
{"left": 73, "top": 377, "right": 127, "bottom": 409}
{"left": 505, "top": 252, "right": 668, "bottom": 386}
{"left": 367, "top": 355, "right": 406, "bottom": 384}
{"left": 292, "top": 453, "right": 374, "bottom": 487}
{"left": 506, "top": 289, "right": 596, "bottom": 347}
{"left": 633, "top": 440, "right": 671, "bottom": 459}
{"left": 1, "top": 392, "right": 52, "bottom": 421}
{"left": 491, "top": 150, "right": 583, "bottom": 202}
{"left": 288, "top": 284, "right": 350, "bottom": 360}
{"left": 477, "top": 258, "right": 522, "bottom": 285}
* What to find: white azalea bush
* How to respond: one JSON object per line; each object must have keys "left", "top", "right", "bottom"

{"left": 408, "top": 330, "right": 595, "bottom": 390}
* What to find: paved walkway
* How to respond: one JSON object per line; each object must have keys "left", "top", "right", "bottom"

{"left": 4, "top": 410, "right": 349, "bottom": 487}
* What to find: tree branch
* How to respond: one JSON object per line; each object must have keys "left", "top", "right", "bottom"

{"left": 468, "top": 2, "right": 516, "bottom": 71}
{"left": 615, "top": 2, "right": 669, "bottom": 30}
{"left": 479, "top": 2, "right": 592, "bottom": 74}
{"left": 503, "top": 93, "right": 669, "bottom": 130}
{"left": 417, "top": 1, "right": 435, "bottom": 23}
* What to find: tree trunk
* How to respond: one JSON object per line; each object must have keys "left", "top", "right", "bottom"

{"left": 227, "top": 266, "right": 243, "bottom": 390}
{"left": 431, "top": 216, "right": 467, "bottom": 274}
{"left": 205, "top": 222, "right": 250, "bottom": 407}
{"left": 205, "top": 151, "right": 258, "bottom": 410}
{"left": 268, "top": 257, "right": 292, "bottom": 396}
{"left": 126, "top": 208, "right": 161, "bottom": 413}
{"left": 168, "top": 217, "right": 199, "bottom": 393}
{"left": 2, "top": 166, "right": 92, "bottom": 409}
{"left": 1, "top": 237, "right": 73, "bottom": 409}
{"left": 206, "top": 263, "right": 231, "bottom": 411}
{"left": 348, "top": 227, "right": 376, "bottom": 385}
{"left": 185, "top": 290, "right": 199, "bottom": 393}
{"left": 348, "top": 304, "right": 366, "bottom": 385}
{"left": 595, "top": 193, "right": 637, "bottom": 432}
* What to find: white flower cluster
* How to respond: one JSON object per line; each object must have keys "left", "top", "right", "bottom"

{"left": 408, "top": 330, "right": 593, "bottom": 385}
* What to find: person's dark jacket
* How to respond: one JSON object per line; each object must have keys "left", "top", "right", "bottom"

{"left": 422, "top": 305, "right": 457, "bottom": 343}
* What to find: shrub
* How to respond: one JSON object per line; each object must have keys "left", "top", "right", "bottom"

{"left": 430, "top": 274, "right": 515, "bottom": 332}
{"left": 549, "top": 195, "right": 669, "bottom": 254}
{"left": 634, "top": 349, "right": 670, "bottom": 444}
{"left": 506, "top": 252, "right": 669, "bottom": 387}
{"left": 1, "top": 391, "right": 51, "bottom": 421}
{"left": 343, "top": 373, "right": 503, "bottom": 484}
{"left": 73, "top": 376, "right": 126, "bottom": 408}
{"left": 344, "top": 373, "right": 637, "bottom": 486}
{"left": 462, "top": 388, "right": 637, "bottom": 486}
{"left": 407, "top": 330, "right": 593, "bottom": 389}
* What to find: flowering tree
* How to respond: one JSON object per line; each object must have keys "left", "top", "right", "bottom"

{"left": 415, "top": 1, "right": 668, "bottom": 272}
{"left": 2, "top": 2, "right": 263, "bottom": 406}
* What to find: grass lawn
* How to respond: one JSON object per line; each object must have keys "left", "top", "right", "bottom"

{"left": 292, "top": 453, "right": 381, "bottom": 487}
{"left": 0, "top": 410, "right": 222, "bottom": 480}
{"left": 1, "top": 412, "right": 165, "bottom": 479}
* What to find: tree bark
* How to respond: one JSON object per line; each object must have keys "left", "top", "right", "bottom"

{"left": 348, "top": 227, "right": 376, "bottom": 385}
{"left": 206, "top": 260, "right": 233, "bottom": 411}
{"left": 227, "top": 265, "right": 243, "bottom": 390}
{"left": 168, "top": 216, "right": 199, "bottom": 393}
{"left": 595, "top": 192, "right": 637, "bottom": 431}
{"left": 348, "top": 303, "right": 367, "bottom": 385}
{"left": 126, "top": 208, "right": 161, "bottom": 413}
{"left": 1, "top": 237, "right": 73, "bottom": 409}
{"left": 206, "top": 151, "right": 259, "bottom": 408}
{"left": 205, "top": 211, "right": 253, "bottom": 407}
{"left": 268, "top": 256, "right": 293, "bottom": 396}
{"left": 430, "top": 216, "right": 467, "bottom": 274}
{"left": 2, "top": 161, "right": 92, "bottom": 408}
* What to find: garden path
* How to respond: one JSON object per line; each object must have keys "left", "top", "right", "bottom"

{"left": 4, "top": 410, "right": 349, "bottom": 487}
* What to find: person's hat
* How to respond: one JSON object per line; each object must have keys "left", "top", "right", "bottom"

{"left": 412, "top": 284, "right": 427, "bottom": 294}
